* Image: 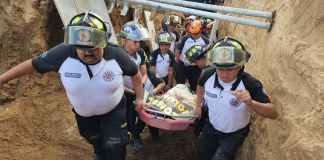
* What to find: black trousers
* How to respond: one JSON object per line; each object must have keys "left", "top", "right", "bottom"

{"left": 199, "top": 121, "right": 250, "bottom": 160}
{"left": 175, "top": 61, "right": 202, "bottom": 91}
{"left": 132, "top": 118, "right": 159, "bottom": 139}
{"left": 125, "top": 92, "right": 159, "bottom": 139}
{"left": 125, "top": 92, "right": 136, "bottom": 133}
{"left": 74, "top": 96, "right": 128, "bottom": 160}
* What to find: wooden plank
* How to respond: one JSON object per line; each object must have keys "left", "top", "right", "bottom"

{"left": 144, "top": 10, "right": 158, "bottom": 51}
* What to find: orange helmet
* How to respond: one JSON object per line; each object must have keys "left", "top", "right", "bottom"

{"left": 188, "top": 20, "right": 202, "bottom": 34}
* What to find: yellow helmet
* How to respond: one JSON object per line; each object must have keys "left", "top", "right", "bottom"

{"left": 157, "top": 32, "right": 172, "bottom": 44}
{"left": 209, "top": 37, "right": 251, "bottom": 69}
{"left": 64, "top": 11, "right": 111, "bottom": 48}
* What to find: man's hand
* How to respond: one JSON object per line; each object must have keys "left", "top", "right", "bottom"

{"left": 230, "top": 90, "right": 253, "bottom": 106}
{"left": 194, "top": 106, "right": 202, "bottom": 119}
{"left": 165, "top": 84, "right": 172, "bottom": 91}
{"left": 141, "top": 76, "right": 147, "bottom": 84}
{"left": 135, "top": 99, "right": 144, "bottom": 112}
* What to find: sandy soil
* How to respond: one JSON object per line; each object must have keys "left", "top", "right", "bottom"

{"left": 1, "top": 0, "right": 324, "bottom": 160}
{"left": 0, "top": 1, "right": 198, "bottom": 159}
{"left": 222, "top": 0, "right": 324, "bottom": 160}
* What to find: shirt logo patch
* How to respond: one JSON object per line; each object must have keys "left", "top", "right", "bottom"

{"left": 229, "top": 98, "right": 241, "bottom": 107}
{"left": 206, "top": 91, "right": 218, "bottom": 98}
{"left": 64, "top": 72, "right": 82, "bottom": 78}
{"left": 103, "top": 71, "right": 114, "bottom": 81}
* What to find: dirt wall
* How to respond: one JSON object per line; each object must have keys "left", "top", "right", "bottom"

{"left": 221, "top": 0, "right": 324, "bottom": 160}
{"left": 0, "top": 1, "right": 92, "bottom": 159}
{"left": 0, "top": 1, "right": 195, "bottom": 160}
{"left": 2, "top": 0, "right": 323, "bottom": 159}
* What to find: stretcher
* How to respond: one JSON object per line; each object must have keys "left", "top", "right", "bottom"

{"left": 139, "top": 84, "right": 198, "bottom": 131}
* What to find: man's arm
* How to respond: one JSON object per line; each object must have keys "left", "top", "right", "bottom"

{"left": 195, "top": 85, "right": 204, "bottom": 118}
{"left": 131, "top": 72, "right": 144, "bottom": 111}
{"left": 167, "top": 67, "right": 173, "bottom": 89}
{"left": 248, "top": 100, "right": 277, "bottom": 119}
{"left": 153, "top": 81, "right": 165, "bottom": 95}
{"left": 231, "top": 90, "right": 278, "bottom": 119}
{"left": 175, "top": 49, "right": 180, "bottom": 63}
{"left": 0, "top": 59, "right": 35, "bottom": 85}
{"left": 150, "top": 66, "right": 156, "bottom": 75}
{"left": 140, "top": 64, "right": 148, "bottom": 84}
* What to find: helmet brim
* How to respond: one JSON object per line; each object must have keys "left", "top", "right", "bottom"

{"left": 212, "top": 63, "right": 242, "bottom": 69}
{"left": 64, "top": 26, "right": 107, "bottom": 48}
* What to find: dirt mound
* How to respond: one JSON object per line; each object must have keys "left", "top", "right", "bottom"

{"left": 0, "top": 1, "right": 91, "bottom": 159}
{"left": 222, "top": 0, "right": 324, "bottom": 159}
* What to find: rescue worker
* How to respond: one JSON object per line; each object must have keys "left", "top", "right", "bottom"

{"left": 184, "top": 44, "right": 209, "bottom": 69}
{"left": 175, "top": 19, "right": 209, "bottom": 91}
{"left": 161, "top": 15, "right": 181, "bottom": 53}
{"left": 184, "top": 44, "right": 209, "bottom": 136}
{"left": 132, "top": 70, "right": 166, "bottom": 149}
{"left": 195, "top": 37, "right": 278, "bottom": 160}
{"left": 151, "top": 32, "right": 175, "bottom": 91}
{"left": 119, "top": 21, "right": 149, "bottom": 152}
{"left": 167, "top": 15, "right": 181, "bottom": 53}
{"left": 182, "top": 15, "right": 197, "bottom": 38}
{"left": 201, "top": 17, "right": 214, "bottom": 38}
{"left": 0, "top": 12, "right": 144, "bottom": 160}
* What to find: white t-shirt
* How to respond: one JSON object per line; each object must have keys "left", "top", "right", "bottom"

{"left": 169, "top": 32, "right": 177, "bottom": 53}
{"left": 123, "top": 51, "right": 144, "bottom": 89}
{"left": 59, "top": 58, "right": 125, "bottom": 117}
{"left": 199, "top": 67, "right": 271, "bottom": 133}
{"left": 151, "top": 49, "right": 174, "bottom": 78}
{"left": 31, "top": 44, "right": 138, "bottom": 117}
{"left": 203, "top": 73, "right": 250, "bottom": 133}
{"left": 156, "top": 53, "right": 171, "bottom": 78}
{"left": 179, "top": 36, "right": 208, "bottom": 66}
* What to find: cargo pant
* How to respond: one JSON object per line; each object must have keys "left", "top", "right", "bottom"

{"left": 199, "top": 120, "right": 249, "bottom": 160}
{"left": 74, "top": 96, "right": 128, "bottom": 160}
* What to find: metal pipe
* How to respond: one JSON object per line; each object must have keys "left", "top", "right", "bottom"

{"left": 150, "top": 0, "right": 273, "bottom": 19}
{"left": 127, "top": 0, "right": 271, "bottom": 30}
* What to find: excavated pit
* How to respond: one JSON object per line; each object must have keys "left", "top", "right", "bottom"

{"left": 1, "top": 0, "right": 324, "bottom": 160}
{"left": 0, "top": 1, "right": 198, "bottom": 159}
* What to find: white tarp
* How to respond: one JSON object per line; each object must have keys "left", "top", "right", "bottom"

{"left": 145, "top": 84, "right": 197, "bottom": 119}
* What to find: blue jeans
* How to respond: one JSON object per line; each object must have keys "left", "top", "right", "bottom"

{"left": 199, "top": 121, "right": 249, "bottom": 160}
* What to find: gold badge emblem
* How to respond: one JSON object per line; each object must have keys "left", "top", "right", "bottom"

{"left": 215, "top": 47, "right": 233, "bottom": 63}
{"left": 78, "top": 29, "right": 91, "bottom": 42}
